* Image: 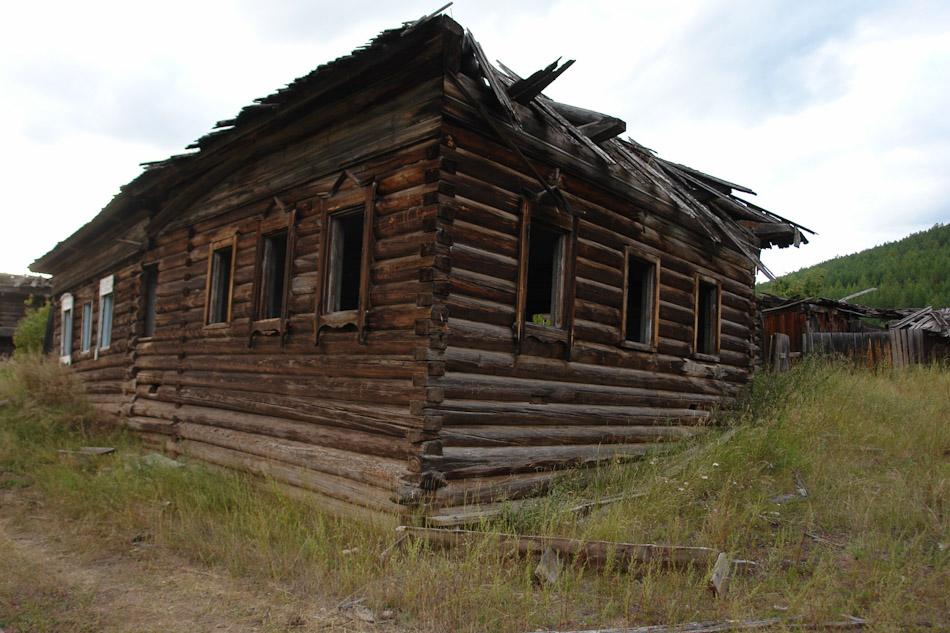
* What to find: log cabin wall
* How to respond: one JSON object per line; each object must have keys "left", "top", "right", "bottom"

{"left": 415, "top": 70, "right": 759, "bottom": 511}
{"left": 46, "top": 18, "right": 461, "bottom": 516}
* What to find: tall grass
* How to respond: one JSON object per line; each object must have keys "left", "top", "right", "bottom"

{"left": 1, "top": 356, "right": 947, "bottom": 631}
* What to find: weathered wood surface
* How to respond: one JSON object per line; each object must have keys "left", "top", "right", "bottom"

{"left": 396, "top": 525, "right": 726, "bottom": 569}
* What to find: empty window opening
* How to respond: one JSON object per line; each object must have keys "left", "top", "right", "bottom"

{"left": 142, "top": 264, "right": 159, "bottom": 337}
{"left": 81, "top": 302, "right": 93, "bottom": 352}
{"left": 695, "top": 279, "right": 719, "bottom": 355}
{"left": 258, "top": 230, "right": 288, "bottom": 320}
{"left": 625, "top": 256, "right": 656, "bottom": 345}
{"left": 207, "top": 246, "right": 233, "bottom": 324}
{"left": 61, "top": 307, "right": 73, "bottom": 357}
{"left": 525, "top": 224, "right": 566, "bottom": 327}
{"left": 325, "top": 210, "right": 364, "bottom": 313}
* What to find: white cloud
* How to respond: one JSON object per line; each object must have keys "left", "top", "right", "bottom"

{"left": 0, "top": 0, "right": 947, "bottom": 278}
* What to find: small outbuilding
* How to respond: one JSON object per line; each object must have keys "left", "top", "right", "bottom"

{"left": 0, "top": 273, "right": 51, "bottom": 356}
{"left": 30, "top": 13, "right": 807, "bottom": 519}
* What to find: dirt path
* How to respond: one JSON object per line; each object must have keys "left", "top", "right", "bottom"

{"left": 0, "top": 496, "right": 403, "bottom": 633}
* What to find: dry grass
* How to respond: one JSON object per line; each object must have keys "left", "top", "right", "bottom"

{"left": 0, "top": 356, "right": 947, "bottom": 632}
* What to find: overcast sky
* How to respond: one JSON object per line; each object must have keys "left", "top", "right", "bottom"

{"left": 1, "top": 0, "right": 948, "bottom": 279}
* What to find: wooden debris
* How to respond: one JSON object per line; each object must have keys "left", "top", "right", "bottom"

{"left": 338, "top": 597, "right": 377, "bottom": 623}
{"left": 64, "top": 446, "right": 115, "bottom": 456}
{"left": 530, "top": 615, "right": 869, "bottom": 632}
{"left": 57, "top": 446, "right": 116, "bottom": 461}
{"left": 507, "top": 58, "right": 575, "bottom": 105}
{"left": 793, "top": 471, "right": 808, "bottom": 498}
{"left": 378, "top": 534, "right": 408, "bottom": 564}
{"left": 577, "top": 117, "right": 627, "bottom": 143}
{"left": 395, "top": 525, "right": 754, "bottom": 572}
{"left": 563, "top": 492, "right": 645, "bottom": 517}
{"left": 534, "top": 546, "right": 561, "bottom": 585}
{"left": 707, "top": 552, "right": 732, "bottom": 597}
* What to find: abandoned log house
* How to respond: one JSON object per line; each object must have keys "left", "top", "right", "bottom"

{"left": 30, "top": 13, "right": 808, "bottom": 520}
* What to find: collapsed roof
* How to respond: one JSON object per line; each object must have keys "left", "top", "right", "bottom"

{"left": 32, "top": 8, "right": 809, "bottom": 279}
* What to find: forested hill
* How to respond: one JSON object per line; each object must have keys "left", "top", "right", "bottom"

{"left": 757, "top": 223, "right": 950, "bottom": 308}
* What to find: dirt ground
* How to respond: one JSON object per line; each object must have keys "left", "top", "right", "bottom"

{"left": 0, "top": 493, "right": 407, "bottom": 633}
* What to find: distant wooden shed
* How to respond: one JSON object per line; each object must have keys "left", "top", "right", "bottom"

{"left": 30, "top": 14, "right": 807, "bottom": 519}
{"left": 0, "top": 273, "right": 51, "bottom": 356}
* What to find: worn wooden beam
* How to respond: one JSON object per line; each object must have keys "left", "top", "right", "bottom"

{"left": 396, "top": 525, "right": 735, "bottom": 570}
{"left": 577, "top": 117, "right": 626, "bottom": 143}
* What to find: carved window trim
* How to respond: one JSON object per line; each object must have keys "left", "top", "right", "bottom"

{"left": 514, "top": 196, "right": 577, "bottom": 354}
{"left": 620, "top": 248, "right": 661, "bottom": 352}
{"left": 249, "top": 198, "right": 298, "bottom": 340}
{"left": 693, "top": 273, "right": 722, "bottom": 360}
{"left": 314, "top": 171, "right": 376, "bottom": 345}
{"left": 204, "top": 233, "right": 238, "bottom": 328}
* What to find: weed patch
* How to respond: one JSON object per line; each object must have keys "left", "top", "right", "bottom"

{"left": 0, "top": 356, "right": 947, "bottom": 632}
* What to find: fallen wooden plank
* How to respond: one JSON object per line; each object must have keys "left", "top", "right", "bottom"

{"left": 707, "top": 552, "right": 731, "bottom": 597}
{"left": 57, "top": 446, "right": 116, "bottom": 457}
{"left": 396, "top": 525, "right": 727, "bottom": 570}
{"left": 530, "top": 615, "right": 868, "bottom": 632}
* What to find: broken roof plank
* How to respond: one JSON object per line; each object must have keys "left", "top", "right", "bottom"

{"left": 506, "top": 58, "right": 575, "bottom": 105}
{"left": 466, "top": 31, "right": 520, "bottom": 124}
{"left": 496, "top": 60, "right": 616, "bottom": 166}
{"left": 577, "top": 117, "right": 626, "bottom": 143}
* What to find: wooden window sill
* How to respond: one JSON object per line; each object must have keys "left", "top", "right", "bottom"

{"left": 523, "top": 322, "right": 568, "bottom": 344}
{"left": 321, "top": 310, "right": 359, "bottom": 329}
{"left": 251, "top": 317, "right": 283, "bottom": 335}
{"left": 692, "top": 352, "right": 720, "bottom": 363}
{"left": 203, "top": 322, "right": 230, "bottom": 330}
{"left": 621, "top": 340, "right": 655, "bottom": 353}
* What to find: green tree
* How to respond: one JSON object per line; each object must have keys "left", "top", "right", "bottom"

{"left": 13, "top": 300, "right": 50, "bottom": 356}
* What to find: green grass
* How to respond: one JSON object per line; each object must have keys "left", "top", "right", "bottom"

{"left": 1, "top": 356, "right": 947, "bottom": 632}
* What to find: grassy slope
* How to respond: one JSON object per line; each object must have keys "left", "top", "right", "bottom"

{"left": 1, "top": 357, "right": 947, "bottom": 632}
{"left": 757, "top": 222, "right": 950, "bottom": 308}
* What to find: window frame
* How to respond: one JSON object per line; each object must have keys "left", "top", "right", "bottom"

{"left": 620, "top": 248, "right": 661, "bottom": 351}
{"left": 692, "top": 273, "right": 722, "bottom": 360}
{"left": 514, "top": 197, "right": 577, "bottom": 351}
{"left": 95, "top": 275, "right": 115, "bottom": 357}
{"left": 204, "top": 234, "right": 238, "bottom": 328}
{"left": 250, "top": 201, "right": 297, "bottom": 338}
{"left": 59, "top": 293, "right": 73, "bottom": 364}
{"left": 80, "top": 301, "right": 93, "bottom": 353}
{"left": 140, "top": 262, "right": 159, "bottom": 339}
{"left": 314, "top": 177, "right": 376, "bottom": 344}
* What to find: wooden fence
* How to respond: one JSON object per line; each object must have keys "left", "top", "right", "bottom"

{"left": 798, "top": 329, "right": 929, "bottom": 368}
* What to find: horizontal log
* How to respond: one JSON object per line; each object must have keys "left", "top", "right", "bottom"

{"left": 414, "top": 443, "right": 664, "bottom": 478}
{"left": 440, "top": 424, "right": 704, "bottom": 447}
{"left": 130, "top": 399, "right": 412, "bottom": 458}
{"left": 177, "top": 422, "right": 408, "bottom": 490}
{"left": 178, "top": 439, "right": 402, "bottom": 513}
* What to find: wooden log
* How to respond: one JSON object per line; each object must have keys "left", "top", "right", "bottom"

{"left": 413, "top": 443, "right": 665, "bottom": 479}
{"left": 176, "top": 422, "right": 408, "bottom": 490}
{"left": 396, "top": 525, "right": 721, "bottom": 569}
